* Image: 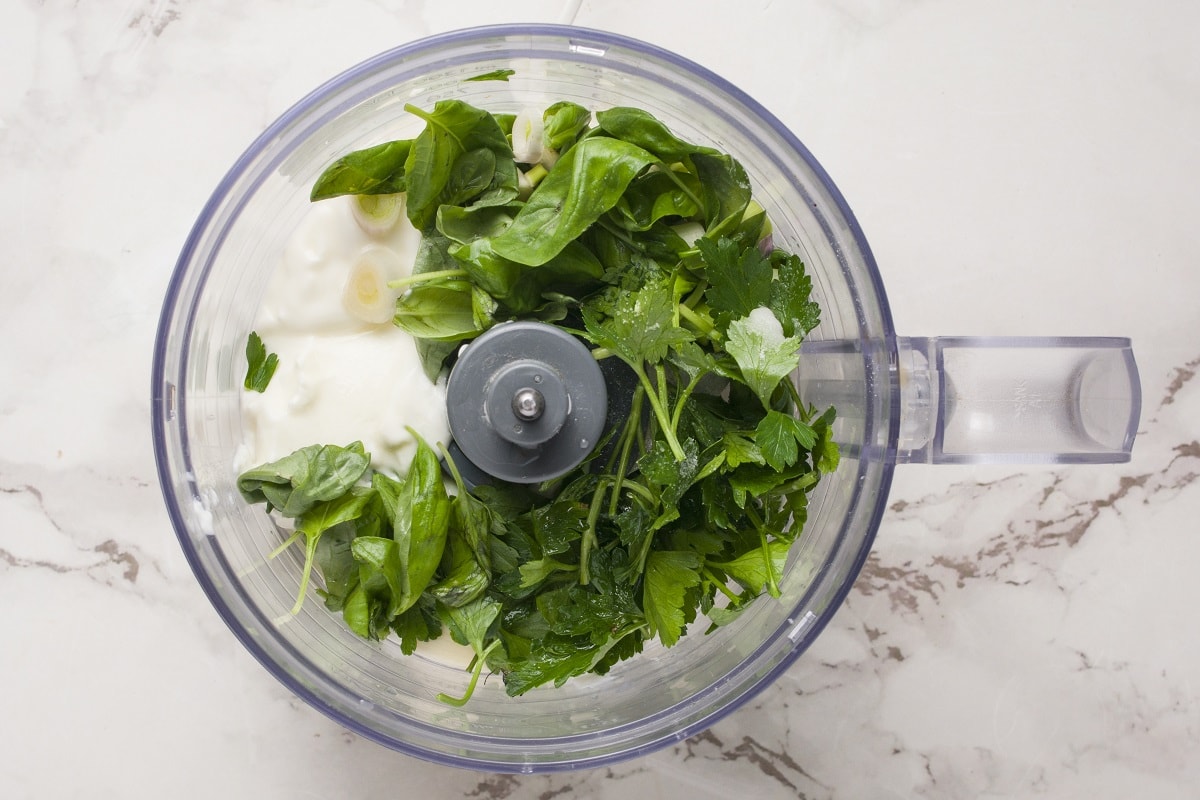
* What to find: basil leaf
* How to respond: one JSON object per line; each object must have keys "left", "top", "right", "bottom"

{"left": 595, "top": 106, "right": 717, "bottom": 162}
{"left": 489, "top": 137, "right": 657, "bottom": 266}
{"left": 314, "top": 521, "right": 360, "bottom": 610}
{"left": 393, "top": 281, "right": 483, "bottom": 341}
{"left": 349, "top": 535, "right": 404, "bottom": 622}
{"left": 450, "top": 237, "right": 603, "bottom": 314}
{"left": 610, "top": 169, "right": 702, "bottom": 232}
{"left": 543, "top": 101, "right": 592, "bottom": 152}
{"left": 237, "top": 442, "right": 370, "bottom": 517}
{"left": 243, "top": 331, "right": 279, "bottom": 392}
{"left": 310, "top": 139, "right": 413, "bottom": 200}
{"left": 465, "top": 68, "right": 515, "bottom": 82}
{"left": 691, "top": 152, "right": 752, "bottom": 238}
{"left": 390, "top": 435, "right": 451, "bottom": 615}
{"left": 403, "top": 101, "right": 516, "bottom": 230}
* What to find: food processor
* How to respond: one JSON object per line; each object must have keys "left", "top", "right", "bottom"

{"left": 151, "top": 25, "right": 1141, "bottom": 771}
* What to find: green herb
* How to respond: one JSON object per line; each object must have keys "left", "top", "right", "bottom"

{"left": 465, "top": 68, "right": 516, "bottom": 82}
{"left": 243, "top": 331, "right": 279, "bottom": 392}
{"left": 247, "top": 99, "right": 839, "bottom": 703}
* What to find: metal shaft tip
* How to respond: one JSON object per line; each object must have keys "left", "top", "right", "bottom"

{"left": 512, "top": 387, "right": 545, "bottom": 421}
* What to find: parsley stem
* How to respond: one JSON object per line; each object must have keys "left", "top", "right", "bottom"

{"left": 437, "top": 639, "right": 501, "bottom": 707}
{"left": 633, "top": 363, "right": 686, "bottom": 461}
{"left": 784, "top": 377, "right": 812, "bottom": 422}
{"left": 608, "top": 389, "right": 645, "bottom": 515}
{"left": 677, "top": 303, "right": 714, "bottom": 335}
{"left": 386, "top": 268, "right": 468, "bottom": 290}
{"left": 744, "top": 505, "right": 780, "bottom": 598}
{"left": 669, "top": 369, "right": 707, "bottom": 434}
{"left": 580, "top": 477, "right": 613, "bottom": 585}
{"left": 617, "top": 479, "right": 656, "bottom": 505}
{"left": 704, "top": 567, "right": 742, "bottom": 604}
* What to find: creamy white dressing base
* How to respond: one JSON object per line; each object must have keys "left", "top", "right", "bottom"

{"left": 240, "top": 196, "right": 450, "bottom": 477}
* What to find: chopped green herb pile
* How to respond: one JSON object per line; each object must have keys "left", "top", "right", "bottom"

{"left": 239, "top": 98, "right": 838, "bottom": 702}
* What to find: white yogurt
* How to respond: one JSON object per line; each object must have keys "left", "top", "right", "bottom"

{"left": 241, "top": 195, "right": 450, "bottom": 477}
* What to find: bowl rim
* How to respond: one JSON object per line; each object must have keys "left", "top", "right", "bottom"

{"left": 151, "top": 22, "right": 898, "bottom": 772}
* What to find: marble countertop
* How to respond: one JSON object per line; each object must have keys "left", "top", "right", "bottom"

{"left": 2, "top": 0, "right": 1197, "bottom": 797}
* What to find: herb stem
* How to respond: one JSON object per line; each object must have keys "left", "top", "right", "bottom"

{"left": 387, "top": 268, "right": 469, "bottom": 290}
{"left": 437, "top": 639, "right": 501, "bottom": 707}
{"left": 669, "top": 369, "right": 707, "bottom": 434}
{"left": 607, "top": 389, "right": 645, "bottom": 514}
{"left": 744, "top": 505, "right": 780, "bottom": 599}
{"left": 633, "top": 363, "right": 687, "bottom": 461}
{"left": 596, "top": 217, "right": 643, "bottom": 251}
{"left": 659, "top": 162, "right": 705, "bottom": 211}
{"left": 677, "top": 303, "right": 713, "bottom": 336}
{"left": 704, "top": 567, "right": 742, "bottom": 604}
{"left": 267, "top": 529, "right": 303, "bottom": 561}
{"left": 580, "top": 477, "right": 613, "bottom": 585}
{"left": 617, "top": 479, "right": 656, "bottom": 505}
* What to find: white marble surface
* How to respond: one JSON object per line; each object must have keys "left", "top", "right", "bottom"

{"left": 2, "top": 0, "right": 1197, "bottom": 797}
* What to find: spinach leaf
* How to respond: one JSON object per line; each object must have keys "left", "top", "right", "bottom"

{"left": 243, "top": 331, "right": 279, "bottom": 393}
{"left": 489, "top": 137, "right": 657, "bottom": 266}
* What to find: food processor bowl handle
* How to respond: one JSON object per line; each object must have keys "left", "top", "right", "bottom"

{"left": 894, "top": 337, "right": 1141, "bottom": 464}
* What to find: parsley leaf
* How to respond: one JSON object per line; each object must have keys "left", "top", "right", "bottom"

{"left": 243, "top": 330, "right": 279, "bottom": 392}
{"left": 643, "top": 550, "right": 702, "bottom": 647}
{"left": 756, "top": 410, "right": 818, "bottom": 471}
{"left": 724, "top": 308, "right": 804, "bottom": 410}
{"left": 712, "top": 539, "right": 790, "bottom": 595}
{"left": 582, "top": 279, "right": 692, "bottom": 366}
{"left": 768, "top": 251, "right": 821, "bottom": 337}
{"left": 699, "top": 237, "right": 772, "bottom": 327}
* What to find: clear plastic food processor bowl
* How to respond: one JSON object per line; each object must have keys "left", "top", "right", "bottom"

{"left": 151, "top": 25, "right": 1141, "bottom": 772}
